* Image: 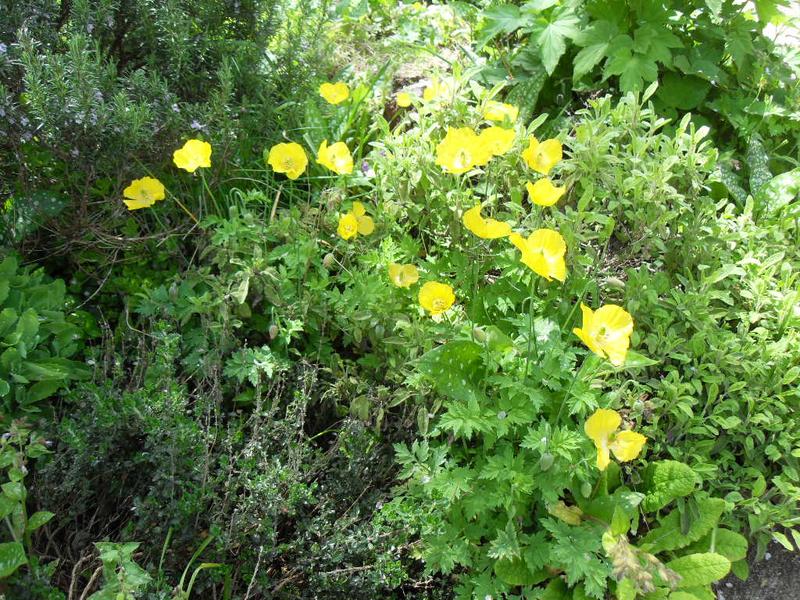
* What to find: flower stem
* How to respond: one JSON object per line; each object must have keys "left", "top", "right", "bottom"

{"left": 172, "top": 194, "right": 199, "bottom": 224}
{"left": 524, "top": 274, "right": 540, "bottom": 381}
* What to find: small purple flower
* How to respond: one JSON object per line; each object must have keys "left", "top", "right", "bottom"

{"left": 190, "top": 120, "right": 204, "bottom": 131}
{"left": 171, "top": 103, "right": 180, "bottom": 112}
{"left": 361, "top": 160, "right": 375, "bottom": 177}
{"left": 0, "top": 43, "right": 7, "bottom": 55}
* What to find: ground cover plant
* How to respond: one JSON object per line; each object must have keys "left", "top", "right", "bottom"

{"left": 1, "top": 0, "right": 799, "bottom": 599}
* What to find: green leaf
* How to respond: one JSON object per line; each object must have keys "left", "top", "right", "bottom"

{"left": 666, "top": 553, "right": 731, "bottom": 588}
{"left": 534, "top": 5, "right": 581, "bottom": 75}
{"left": 684, "top": 528, "right": 748, "bottom": 562}
{"left": 488, "top": 521, "right": 521, "bottom": 561}
{"left": 643, "top": 461, "right": 699, "bottom": 511}
{"left": 494, "top": 558, "right": 547, "bottom": 586}
{"left": 541, "top": 577, "right": 570, "bottom": 600}
{"left": 772, "top": 531, "right": 795, "bottom": 551}
{"left": 418, "top": 340, "right": 484, "bottom": 404}
{"left": 641, "top": 497, "right": 726, "bottom": 554}
{"left": 604, "top": 36, "right": 659, "bottom": 92}
{"left": 0, "top": 541, "right": 26, "bottom": 578}
{"left": 746, "top": 136, "right": 772, "bottom": 197}
{"left": 479, "top": 5, "right": 522, "bottom": 45}
{"left": 755, "top": 168, "right": 800, "bottom": 215}
{"left": 657, "top": 73, "right": 710, "bottom": 110}
{"left": 616, "top": 578, "right": 636, "bottom": 600}
{"left": 26, "top": 511, "right": 54, "bottom": 532}
{"left": 730, "top": 558, "right": 749, "bottom": 581}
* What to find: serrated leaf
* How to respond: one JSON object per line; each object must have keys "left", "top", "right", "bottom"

{"left": 666, "top": 553, "right": 731, "bottom": 588}
{"left": 533, "top": 5, "right": 581, "bottom": 75}
{"left": 479, "top": 5, "right": 522, "bottom": 45}
{"left": 488, "top": 521, "right": 521, "bottom": 561}
{"left": 0, "top": 541, "right": 26, "bottom": 578}
{"left": 641, "top": 497, "right": 726, "bottom": 553}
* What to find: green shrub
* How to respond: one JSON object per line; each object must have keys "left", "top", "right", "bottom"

{"left": 0, "top": 0, "right": 330, "bottom": 245}
{"left": 0, "top": 254, "right": 92, "bottom": 419}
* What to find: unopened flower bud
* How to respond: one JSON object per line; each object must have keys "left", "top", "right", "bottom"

{"left": 268, "top": 324, "right": 279, "bottom": 340}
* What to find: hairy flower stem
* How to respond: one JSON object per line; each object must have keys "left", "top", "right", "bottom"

{"left": 524, "top": 275, "right": 540, "bottom": 381}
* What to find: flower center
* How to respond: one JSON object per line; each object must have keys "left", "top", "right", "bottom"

{"left": 454, "top": 149, "right": 471, "bottom": 170}
{"left": 432, "top": 298, "right": 447, "bottom": 311}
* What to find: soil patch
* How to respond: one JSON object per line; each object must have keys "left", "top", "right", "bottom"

{"left": 715, "top": 541, "right": 800, "bottom": 600}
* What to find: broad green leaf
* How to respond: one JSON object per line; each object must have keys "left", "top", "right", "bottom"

{"left": 0, "top": 541, "right": 26, "bottom": 578}
{"left": 684, "top": 528, "right": 748, "bottom": 562}
{"left": 746, "top": 136, "right": 772, "bottom": 196}
{"left": 666, "top": 553, "right": 731, "bottom": 588}
{"left": 494, "top": 558, "right": 547, "bottom": 586}
{"left": 730, "top": 558, "right": 749, "bottom": 580}
{"left": 643, "top": 461, "right": 699, "bottom": 511}
{"left": 616, "top": 578, "right": 636, "bottom": 600}
{"left": 418, "top": 340, "right": 484, "bottom": 404}
{"left": 641, "top": 497, "right": 726, "bottom": 553}
{"left": 26, "top": 511, "right": 54, "bottom": 532}
{"left": 541, "top": 577, "right": 570, "bottom": 600}
{"left": 657, "top": 73, "right": 710, "bottom": 110}
{"left": 755, "top": 168, "right": 800, "bottom": 215}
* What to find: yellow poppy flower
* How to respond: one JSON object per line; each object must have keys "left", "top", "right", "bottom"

{"left": 122, "top": 176, "right": 166, "bottom": 210}
{"left": 337, "top": 202, "right": 374, "bottom": 240}
{"left": 351, "top": 201, "right": 375, "bottom": 235}
{"left": 573, "top": 304, "right": 634, "bottom": 367}
{"left": 267, "top": 142, "right": 308, "bottom": 180}
{"left": 317, "top": 140, "right": 354, "bottom": 175}
{"left": 388, "top": 263, "right": 420, "bottom": 288}
{"left": 319, "top": 82, "right": 350, "bottom": 105}
{"left": 462, "top": 204, "right": 512, "bottom": 239}
{"left": 526, "top": 178, "right": 565, "bottom": 207}
{"left": 483, "top": 101, "right": 519, "bottom": 123}
{"left": 584, "top": 408, "right": 646, "bottom": 471}
{"left": 479, "top": 126, "right": 516, "bottom": 157}
{"left": 508, "top": 229, "right": 567, "bottom": 282}
{"left": 521, "top": 136, "right": 562, "bottom": 175}
{"left": 419, "top": 281, "right": 455, "bottom": 316}
{"left": 396, "top": 92, "right": 412, "bottom": 108}
{"left": 173, "top": 139, "right": 212, "bottom": 173}
{"left": 423, "top": 77, "right": 452, "bottom": 102}
{"left": 337, "top": 213, "right": 358, "bottom": 240}
{"left": 435, "top": 127, "right": 491, "bottom": 174}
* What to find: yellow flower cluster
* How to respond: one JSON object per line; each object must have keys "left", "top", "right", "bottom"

{"left": 434, "top": 125, "right": 516, "bottom": 174}
{"left": 522, "top": 137, "right": 566, "bottom": 207}
{"left": 121, "top": 138, "right": 211, "bottom": 213}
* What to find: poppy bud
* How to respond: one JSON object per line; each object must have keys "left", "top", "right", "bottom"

{"left": 539, "top": 452, "right": 554, "bottom": 471}
{"left": 268, "top": 324, "right": 279, "bottom": 340}
{"left": 322, "top": 253, "right": 336, "bottom": 269}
